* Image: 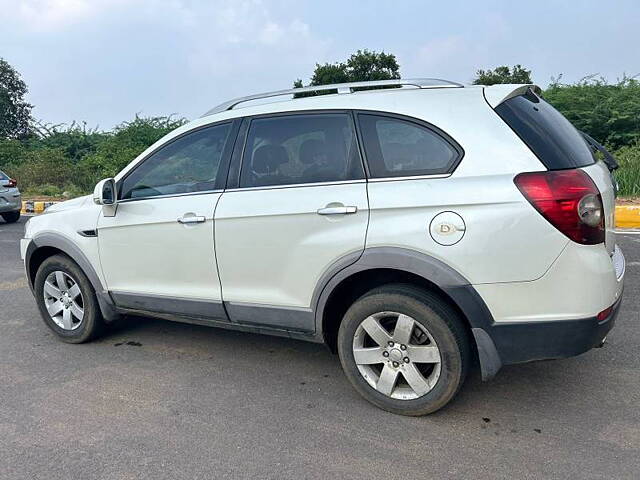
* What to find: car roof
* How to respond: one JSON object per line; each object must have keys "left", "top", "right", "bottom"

{"left": 202, "top": 78, "right": 464, "bottom": 116}
{"left": 115, "top": 80, "right": 540, "bottom": 181}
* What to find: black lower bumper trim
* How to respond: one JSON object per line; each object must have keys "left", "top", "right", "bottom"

{"left": 473, "top": 295, "right": 622, "bottom": 379}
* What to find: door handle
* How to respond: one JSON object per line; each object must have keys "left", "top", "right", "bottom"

{"left": 177, "top": 215, "right": 206, "bottom": 224}
{"left": 317, "top": 205, "right": 357, "bottom": 215}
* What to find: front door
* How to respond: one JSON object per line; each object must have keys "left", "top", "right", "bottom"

{"left": 215, "top": 112, "right": 369, "bottom": 332}
{"left": 97, "top": 121, "right": 236, "bottom": 319}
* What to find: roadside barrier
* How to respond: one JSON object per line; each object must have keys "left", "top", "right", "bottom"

{"left": 615, "top": 205, "right": 640, "bottom": 229}
{"left": 21, "top": 200, "right": 59, "bottom": 214}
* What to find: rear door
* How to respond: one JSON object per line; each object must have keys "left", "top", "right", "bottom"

{"left": 214, "top": 112, "right": 369, "bottom": 332}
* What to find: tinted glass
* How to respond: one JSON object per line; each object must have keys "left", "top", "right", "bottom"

{"left": 120, "top": 123, "right": 231, "bottom": 200}
{"left": 359, "top": 114, "right": 459, "bottom": 177}
{"left": 240, "top": 114, "right": 363, "bottom": 188}
{"left": 495, "top": 89, "right": 595, "bottom": 170}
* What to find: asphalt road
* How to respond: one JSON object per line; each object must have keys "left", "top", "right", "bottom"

{"left": 1, "top": 216, "right": 639, "bottom": 480}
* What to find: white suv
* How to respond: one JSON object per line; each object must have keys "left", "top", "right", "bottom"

{"left": 21, "top": 79, "right": 625, "bottom": 415}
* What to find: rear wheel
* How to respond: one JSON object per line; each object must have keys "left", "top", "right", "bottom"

{"left": 1, "top": 211, "right": 20, "bottom": 223}
{"left": 337, "top": 284, "right": 470, "bottom": 416}
{"left": 34, "top": 254, "right": 105, "bottom": 343}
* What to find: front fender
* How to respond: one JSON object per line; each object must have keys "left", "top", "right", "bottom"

{"left": 25, "top": 233, "right": 119, "bottom": 321}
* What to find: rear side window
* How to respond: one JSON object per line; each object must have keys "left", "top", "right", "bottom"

{"left": 240, "top": 113, "right": 363, "bottom": 188}
{"left": 358, "top": 114, "right": 460, "bottom": 178}
{"left": 495, "top": 89, "right": 595, "bottom": 170}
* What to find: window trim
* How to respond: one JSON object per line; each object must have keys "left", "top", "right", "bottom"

{"left": 225, "top": 178, "right": 367, "bottom": 193}
{"left": 353, "top": 110, "right": 464, "bottom": 179}
{"left": 117, "top": 188, "right": 226, "bottom": 204}
{"left": 227, "top": 109, "right": 366, "bottom": 191}
{"left": 116, "top": 119, "right": 240, "bottom": 202}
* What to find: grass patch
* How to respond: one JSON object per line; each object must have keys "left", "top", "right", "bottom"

{"left": 614, "top": 143, "right": 640, "bottom": 198}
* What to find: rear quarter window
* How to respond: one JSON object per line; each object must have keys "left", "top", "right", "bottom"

{"left": 357, "top": 114, "right": 462, "bottom": 178}
{"left": 494, "top": 89, "right": 595, "bottom": 170}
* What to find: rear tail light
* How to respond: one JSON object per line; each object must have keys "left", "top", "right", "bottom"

{"left": 6, "top": 178, "right": 17, "bottom": 188}
{"left": 514, "top": 170, "right": 604, "bottom": 245}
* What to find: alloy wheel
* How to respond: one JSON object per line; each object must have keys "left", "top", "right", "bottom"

{"left": 352, "top": 311, "right": 441, "bottom": 400}
{"left": 43, "top": 271, "right": 84, "bottom": 330}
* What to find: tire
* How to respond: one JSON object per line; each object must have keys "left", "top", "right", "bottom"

{"left": 34, "top": 254, "right": 105, "bottom": 343}
{"left": 337, "top": 284, "right": 470, "bottom": 416}
{"left": 1, "top": 211, "right": 20, "bottom": 223}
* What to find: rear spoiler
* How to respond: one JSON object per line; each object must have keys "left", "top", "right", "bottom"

{"left": 483, "top": 84, "right": 542, "bottom": 109}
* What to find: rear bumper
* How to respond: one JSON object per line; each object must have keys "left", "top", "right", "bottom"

{"left": 0, "top": 187, "right": 21, "bottom": 207}
{"left": 0, "top": 194, "right": 21, "bottom": 212}
{"left": 471, "top": 243, "right": 624, "bottom": 380}
{"left": 474, "top": 294, "right": 621, "bottom": 370}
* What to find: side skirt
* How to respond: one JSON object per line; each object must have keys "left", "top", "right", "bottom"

{"left": 115, "top": 307, "right": 321, "bottom": 343}
{"left": 111, "top": 292, "right": 227, "bottom": 319}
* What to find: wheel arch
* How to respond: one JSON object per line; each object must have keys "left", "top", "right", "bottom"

{"left": 314, "top": 247, "right": 501, "bottom": 379}
{"left": 25, "top": 233, "right": 119, "bottom": 321}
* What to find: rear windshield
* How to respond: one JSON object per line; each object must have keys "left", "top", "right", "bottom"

{"left": 0, "top": 171, "right": 8, "bottom": 180}
{"left": 495, "top": 89, "right": 595, "bottom": 170}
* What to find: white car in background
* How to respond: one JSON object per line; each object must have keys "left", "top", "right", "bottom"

{"left": 20, "top": 79, "right": 625, "bottom": 415}
{"left": 0, "top": 170, "right": 21, "bottom": 223}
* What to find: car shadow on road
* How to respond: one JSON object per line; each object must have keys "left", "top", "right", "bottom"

{"left": 94, "top": 311, "right": 633, "bottom": 429}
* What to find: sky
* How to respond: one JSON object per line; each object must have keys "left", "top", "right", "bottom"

{"left": 1, "top": 0, "right": 639, "bottom": 129}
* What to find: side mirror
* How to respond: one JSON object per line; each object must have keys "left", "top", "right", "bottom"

{"left": 93, "top": 178, "right": 117, "bottom": 205}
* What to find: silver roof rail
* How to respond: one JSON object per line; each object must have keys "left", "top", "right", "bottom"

{"left": 202, "top": 78, "right": 463, "bottom": 117}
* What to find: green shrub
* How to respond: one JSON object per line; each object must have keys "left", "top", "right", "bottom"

{"left": 1, "top": 115, "right": 186, "bottom": 195}
{"left": 29, "top": 122, "right": 108, "bottom": 164}
{"left": 6, "top": 148, "right": 74, "bottom": 191}
{"left": 32, "top": 184, "right": 63, "bottom": 197}
{"left": 613, "top": 143, "right": 640, "bottom": 197}
{"left": 76, "top": 115, "right": 186, "bottom": 191}
{"left": 544, "top": 77, "right": 640, "bottom": 149}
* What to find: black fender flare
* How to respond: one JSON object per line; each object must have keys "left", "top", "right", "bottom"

{"left": 25, "top": 233, "right": 119, "bottom": 321}
{"left": 312, "top": 247, "right": 502, "bottom": 380}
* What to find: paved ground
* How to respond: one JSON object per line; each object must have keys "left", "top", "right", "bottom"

{"left": 1, "top": 216, "right": 639, "bottom": 480}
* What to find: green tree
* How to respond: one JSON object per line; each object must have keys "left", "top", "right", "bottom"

{"left": 472, "top": 65, "right": 532, "bottom": 85}
{"left": 293, "top": 49, "right": 400, "bottom": 95}
{"left": 0, "top": 58, "right": 33, "bottom": 139}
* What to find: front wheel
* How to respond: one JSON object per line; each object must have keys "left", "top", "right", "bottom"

{"left": 34, "top": 254, "right": 105, "bottom": 343}
{"left": 1, "top": 211, "right": 20, "bottom": 223}
{"left": 338, "top": 284, "right": 470, "bottom": 416}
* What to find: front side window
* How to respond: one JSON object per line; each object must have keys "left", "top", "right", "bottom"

{"left": 358, "top": 114, "right": 460, "bottom": 178}
{"left": 239, "top": 113, "right": 363, "bottom": 188}
{"left": 120, "top": 123, "right": 232, "bottom": 200}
